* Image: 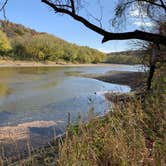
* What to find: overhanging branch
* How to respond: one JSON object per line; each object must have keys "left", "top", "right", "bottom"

{"left": 102, "top": 30, "right": 166, "bottom": 45}
{"left": 0, "top": 0, "right": 8, "bottom": 11}
{"left": 42, "top": 0, "right": 166, "bottom": 45}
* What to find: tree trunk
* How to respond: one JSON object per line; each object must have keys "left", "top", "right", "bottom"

{"left": 147, "top": 44, "right": 160, "bottom": 90}
{"left": 147, "top": 64, "right": 155, "bottom": 90}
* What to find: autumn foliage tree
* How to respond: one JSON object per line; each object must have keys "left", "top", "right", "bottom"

{"left": 0, "top": 30, "right": 11, "bottom": 56}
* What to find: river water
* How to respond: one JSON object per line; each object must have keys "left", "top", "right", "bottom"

{"left": 0, "top": 65, "right": 143, "bottom": 130}
{"left": 0, "top": 64, "right": 146, "bottom": 155}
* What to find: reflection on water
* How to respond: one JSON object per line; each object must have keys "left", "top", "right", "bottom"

{"left": 0, "top": 84, "right": 12, "bottom": 96}
{"left": 0, "top": 83, "right": 12, "bottom": 96}
{"left": 64, "top": 71, "right": 83, "bottom": 76}
{"left": 0, "top": 65, "right": 142, "bottom": 128}
{"left": 0, "top": 68, "right": 16, "bottom": 97}
{"left": 0, "top": 111, "right": 13, "bottom": 123}
{"left": 34, "top": 81, "right": 58, "bottom": 90}
{"left": 17, "top": 67, "right": 63, "bottom": 75}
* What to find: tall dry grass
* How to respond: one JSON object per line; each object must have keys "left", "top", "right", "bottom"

{"left": 58, "top": 67, "right": 166, "bottom": 166}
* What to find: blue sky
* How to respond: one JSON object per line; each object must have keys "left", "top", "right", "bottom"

{"left": 0, "top": 0, "right": 152, "bottom": 53}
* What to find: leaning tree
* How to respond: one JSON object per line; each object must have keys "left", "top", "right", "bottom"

{"left": 112, "top": 0, "right": 166, "bottom": 90}
{"left": 40, "top": 0, "right": 166, "bottom": 90}
{"left": 40, "top": 0, "right": 166, "bottom": 45}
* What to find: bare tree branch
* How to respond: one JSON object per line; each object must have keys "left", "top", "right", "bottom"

{"left": 85, "top": 8, "right": 103, "bottom": 28}
{"left": 42, "top": 0, "right": 166, "bottom": 45}
{"left": 138, "top": 0, "right": 166, "bottom": 11}
{"left": 0, "top": 0, "right": 8, "bottom": 11}
{"left": 0, "top": 0, "right": 8, "bottom": 20}
{"left": 56, "top": 4, "right": 72, "bottom": 8}
{"left": 70, "top": 0, "right": 75, "bottom": 14}
{"left": 159, "top": 0, "right": 166, "bottom": 12}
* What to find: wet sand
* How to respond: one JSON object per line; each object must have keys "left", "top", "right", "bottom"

{"left": 83, "top": 71, "right": 147, "bottom": 103}
{"left": 83, "top": 71, "right": 146, "bottom": 91}
{"left": 0, "top": 120, "right": 63, "bottom": 158}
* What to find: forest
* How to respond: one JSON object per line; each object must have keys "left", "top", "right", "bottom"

{"left": 0, "top": 20, "right": 144, "bottom": 65}
{"left": 106, "top": 50, "right": 144, "bottom": 64}
{"left": 0, "top": 20, "right": 106, "bottom": 63}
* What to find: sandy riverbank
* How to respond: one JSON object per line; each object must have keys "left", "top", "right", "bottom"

{"left": 0, "top": 60, "right": 123, "bottom": 67}
{"left": 0, "top": 120, "right": 64, "bottom": 158}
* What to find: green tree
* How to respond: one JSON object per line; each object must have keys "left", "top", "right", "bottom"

{"left": 0, "top": 20, "right": 106, "bottom": 63}
{"left": 0, "top": 30, "right": 11, "bottom": 56}
{"left": 23, "top": 34, "right": 59, "bottom": 60}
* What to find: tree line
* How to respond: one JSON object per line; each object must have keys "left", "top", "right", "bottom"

{"left": 0, "top": 20, "right": 106, "bottom": 63}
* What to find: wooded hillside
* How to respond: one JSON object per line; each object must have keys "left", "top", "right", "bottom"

{"left": 106, "top": 50, "right": 146, "bottom": 64}
{"left": 0, "top": 20, "right": 106, "bottom": 63}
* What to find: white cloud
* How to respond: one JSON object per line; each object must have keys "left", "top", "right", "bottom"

{"left": 97, "top": 47, "right": 110, "bottom": 53}
{"left": 129, "top": 10, "right": 140, "bottom": 17}
{"left": 129, "top": 8, "right": 155, "bottom": 28}
{"left": 129, "top": 9, "right": 147, "bottom": 18}
{"left": 133, "top": 21, "right": 155, "bottom": 27}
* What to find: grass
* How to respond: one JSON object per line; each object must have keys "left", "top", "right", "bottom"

{"left": 1, "top": 140, "right": 60, "bottom": 166}
{"left": 1, "top": 66, "right": 166, "bottom": 166}
{"left": 58, "top": 67, "right": 166, "bottom": 165}
{"left": 58, "top": 103, "right": 165, "bottom": 165}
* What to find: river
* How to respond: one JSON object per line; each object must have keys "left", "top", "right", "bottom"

{"left": 0, "top": 64, "right": 143, "bottom": 153}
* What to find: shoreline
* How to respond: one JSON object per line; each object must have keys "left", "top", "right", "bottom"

{"left": 0, "top": 60, "right": 140, "bottom": 67}
{"left": 82, "top": 71, "right": 147, "bottom": 103}
{"left": 0, "top": 120, "right": 64, "bottom": 158}
{"left": 83, "top": 71, "right": 146, "bottom": 91}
